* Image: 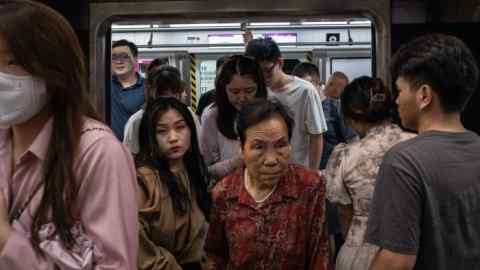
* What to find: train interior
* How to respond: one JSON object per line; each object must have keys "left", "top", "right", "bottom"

{"left": 110, "top": 19, "right": 374, "bottom": 108}
{"left": 39, "top": 0, "right": 479, "bottom": 134}
{"left": 4, "top": 2, "right": 480, "bottom": 268}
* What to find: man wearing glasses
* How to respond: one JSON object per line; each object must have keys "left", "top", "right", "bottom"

{"left": 245, "top": 38, "right": 327, "bottom": 170}
{"left": 111, "top": 39, "right": 145, "bottom": 141}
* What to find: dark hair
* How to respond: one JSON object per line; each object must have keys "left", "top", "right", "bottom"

{"left": 144, "top": 61, "right": 173, "bottom": 107}
{"left": 137, "top": 97, "right": 211, "bottom": 219}
{"left": 147, "top": 57, "right": 169, "bottom": 74}
{"left": 215, "top": 55, "right": 268, "bottom": 140}
{"left": 237, "top": 99, "right": 294, "bottom": 146}
{"left": 148, "top": 65, "right": 183, "bottom": 98}
{"left": 112, "top": 39, "right": 138, "bottom": 58}
{"left": 216, "top": 55, "right": 230, "bottom": 70}
{"left": 341, "top": 76, "right": 392, "bottom": 123}
{"left": 245, "top": 38, "right": 281, "bottom": 62}
{"left": 391, "top": 33, "right": 479, "bottom": 112}
{"left": 0, "top": 0, "right": 98, "bottom": 251}
{"left": 292, "top": 62, "right": 320, "bottom": 80}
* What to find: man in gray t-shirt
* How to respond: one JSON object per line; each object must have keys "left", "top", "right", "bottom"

{"left": 267, "top": 77, "right": 327, "bottom": 168}
{"left": 246, "top": 38, "right": 327, "bottom": 170}
{"left": 365, "top": 34, "right": 480, "bottom": 270}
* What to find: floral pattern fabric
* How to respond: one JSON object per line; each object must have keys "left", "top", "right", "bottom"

{"left": 325, "top": 123, "right": 415, "bottom": 270}
{"left": 205, "top": 165, "right": 330, "bottom": 270}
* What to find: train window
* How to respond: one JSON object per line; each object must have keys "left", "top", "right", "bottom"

{"left": 107, "top": 19, "right": 373, "bottom": 139}
{"left": 330, "top": 57, "right": 372, "bottom": 81}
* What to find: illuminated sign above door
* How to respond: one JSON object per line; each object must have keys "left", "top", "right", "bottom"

{"left": 208, "top": 33, "right": 296, "bottom": 45}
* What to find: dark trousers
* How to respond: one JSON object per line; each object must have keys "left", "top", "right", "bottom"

{"left": 326, "top": 200, "right": 345, "bottom": 260}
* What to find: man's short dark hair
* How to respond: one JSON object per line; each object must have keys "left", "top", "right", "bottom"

{"left": 245, "top": 38, "right": 281, "bottom": 63}
{"left": 391, "top": 33, "right": 479, "bottom": 112}
{"left": 292, "top": 62, "right": 320, "bottom": 80}
{"left": 112, "top": 39, "right": 138, "bottom": 58}
{"left": 237, "top": 99, "right": 294, "bottom": 146}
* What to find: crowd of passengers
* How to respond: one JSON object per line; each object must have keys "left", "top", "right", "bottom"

{"left": 1, "top": 1, "right": 480, "bottom": 270}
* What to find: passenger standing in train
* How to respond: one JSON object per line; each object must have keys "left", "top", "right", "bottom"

{"left": 245, "top": 38, "right": 327, "bottom": 170}
{"left": 320, "top": 71, "right": 356, "bottom": 170}
{"left": 206, "top": 99, "right": 330, "bottom": 270}
{"left": 136, "top": 97, "right": 210, "bottom": 270}
{"left": 292, "top": 62, "right": 326, "bottom": 101}
{"left": 322, "top": 72, "right": 357, "bottom": 262}
{"left": 196, "top": 56, "right": 230, "bottom": 119}
{"left": 148, "top": 57, "right": 170, "bottom": 72}
{"left": 324, "top": 77, "right": 415, "bottom": 270}
{"left": 180, "top": 81, "right": 191, "bottom": 106}
{"left": 123, "top": 58, "right": 166, "bottom": 154}
{"left": 111, "top": 39, "right": 145, "bottom": 141}
{"left": 294, "top": 67, "right": 356, "bottom": 262}
{"left": 0, "top": 1, "right": 138, "bottom": 269}
{"left": 123, "top": 65, "right": 200, "bottom": 155}
{"left": 200, "top": 55, "right": 267, "bottom": 185}
{"left": 366, "top": 34, "right": 480, "bottom": 270}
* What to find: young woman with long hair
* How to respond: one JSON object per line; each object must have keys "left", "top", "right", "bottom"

{"left": 136, "top": 97, "right": 211, "bottom": 270}
{"left": 200, "top": 55, "right": 267, "bottom": 184}
{"left": 0, "top": 1, "right": 138, "bottom": 269}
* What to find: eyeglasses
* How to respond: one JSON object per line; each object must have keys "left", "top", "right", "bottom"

{"left": 111, "top": 52, "right": 131, "bottom": 62}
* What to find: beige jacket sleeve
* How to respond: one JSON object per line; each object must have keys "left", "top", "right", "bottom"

{"left": 137, "top": 168, "right": 181, "bottom": 270}
{"left": 138, "top": 219, "right": 181, "bottom": 270}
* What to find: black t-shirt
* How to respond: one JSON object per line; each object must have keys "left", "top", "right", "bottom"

{"left": 366, "top": 131, "right": 480, "bottom": 270}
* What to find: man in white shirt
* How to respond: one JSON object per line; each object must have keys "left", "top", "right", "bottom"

{"left": 245, "top": 38, "right": 327, "bottom": 170}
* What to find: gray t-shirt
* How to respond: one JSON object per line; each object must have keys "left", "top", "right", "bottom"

{"left": 366, "top": 130, "right": 480, "bottom": 270}
{"left": 268, "top": 76, "right": 327, "bottom": 168}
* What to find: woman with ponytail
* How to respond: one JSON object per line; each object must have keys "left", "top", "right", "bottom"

{"left": 324, "top": 76, "right": 415, "bottom": 270}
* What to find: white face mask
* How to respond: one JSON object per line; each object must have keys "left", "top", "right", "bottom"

{"left": 0, "top": 71, "right": 49, "bottom": 128}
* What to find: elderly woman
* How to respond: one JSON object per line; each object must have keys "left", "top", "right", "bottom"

{"left": 324, "top": 76, "right": 415, "bottom": 270}
{"left": 205, "top": 99, "right": 330, "bottom": 270}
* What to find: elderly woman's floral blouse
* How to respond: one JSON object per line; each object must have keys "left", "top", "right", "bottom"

{"left": 325, "top": 123, "right": 415, "bottom": 270}
{"left": 206, "top": 165, "right": 330, "bottom": 270}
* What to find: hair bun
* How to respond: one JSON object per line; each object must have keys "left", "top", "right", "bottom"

{"left": 369, "top": 78, "right": 388, "bottom": 104}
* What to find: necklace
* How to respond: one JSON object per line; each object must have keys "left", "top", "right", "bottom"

{"left": 244, "top": 169, "right": 278, "bottom": 204}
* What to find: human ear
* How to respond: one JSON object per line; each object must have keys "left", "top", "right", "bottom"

{"left": 277, "top": 58, "right": 284, "bottom": 69}
{"left": 417, "top": 85, "right": 433, "bottom": 110}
